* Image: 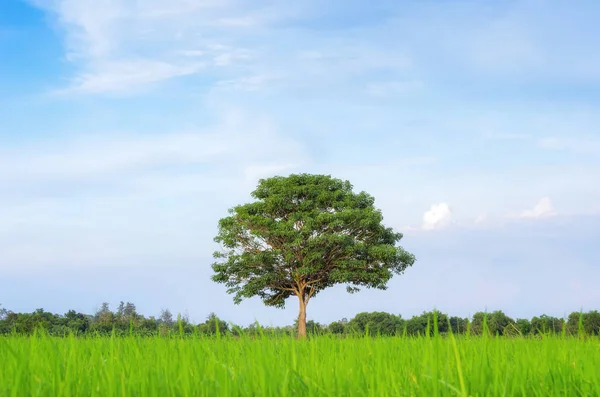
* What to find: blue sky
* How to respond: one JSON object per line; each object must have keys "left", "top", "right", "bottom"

{"left": 1, "top": 0, "right": 599, "bottom": 325}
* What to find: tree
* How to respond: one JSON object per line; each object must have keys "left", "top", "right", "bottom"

{"left": 198, "top": 313, "right": 229, "bottom": 335}
{"left": 116, "top": 301, "right": 126, "bottom": 319}
{"left": 347, "top": 312, "right": 404, "bottom": 336}
{"left": 328, "top": 321, "right": 346, "bottom": 335}
{"left": 0, "top": 304, "right": 7, "bottom": 321}
{"left": 159, "top": 309, "right": 174, "bottom": 327}
{"left": 124, "top": 302, "right": 137, "bottom": 319}
{"left": 92, "top": 302, "right": 114, "bottom": 333}
{"left": 568, "top": 310, "right": 600, "bottom": 336}
{"left": 211, "top": 174, "right": 415, "bottom": 338}
{"left": 583, "top": 310, "right": 600, "bottom": 335}
{"left": 95, "top": 302, "right": 111, "bottom": 321}
{"left": 404, "top": 311, "right": 449, "bottom": 336}
{"left": 63, "top": 310, "right": 90, "bottom": 334}
{"left": 471, "top": 311, "right": 517, "bottom": 336}
{"left": 531, "top": 314, "right": 563, "bottom": 335}
{"left": 470, "top": 312, "right": 487, "bottom": 335}
{"left": 487, "top": 310, "right": 515, "bottom": 336}
{"left": 515, "top": 318, "right": 532, "bottom": 336}
{"left": 449, "top": 316, "right": 468, "bottom": 334}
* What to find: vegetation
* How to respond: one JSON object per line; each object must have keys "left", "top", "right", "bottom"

{"left": 211, "top": 174, "right": 415, "bottom": 338}
{"left": 1, "top": 319, "right": 599, "bottom": 396}
{"left": 2, "top": 302, "right": 600, "bottom": 338}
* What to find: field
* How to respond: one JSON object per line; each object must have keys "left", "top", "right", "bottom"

{"left": 2, "top": 331, "right": 599, "bottom": 397}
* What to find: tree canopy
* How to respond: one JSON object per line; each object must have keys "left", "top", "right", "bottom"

{"left": 211, "top": 173, "right": 416, "bottom": 337}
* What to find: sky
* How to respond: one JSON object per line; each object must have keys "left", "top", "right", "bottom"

{"left": 1, "top": 0, "right": 599, "bottom": 326}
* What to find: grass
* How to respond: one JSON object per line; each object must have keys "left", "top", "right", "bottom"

{"left": 1, "top": 331, "right": 599, "bottom": 396}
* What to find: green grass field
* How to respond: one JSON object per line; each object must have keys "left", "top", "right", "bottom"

{"left": 1, "top": 332, "right": 599, "bottom": 396}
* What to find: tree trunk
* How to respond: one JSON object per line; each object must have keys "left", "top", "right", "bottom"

{"left": 297, "top": 296, "right": 307, "bottom": 339}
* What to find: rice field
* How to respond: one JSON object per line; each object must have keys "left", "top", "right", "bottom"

{"left": 1, "top": 331, "right": 599, "bottom": 396}
{"left": 0, "top": 336, "right": 600, "bottom": 396}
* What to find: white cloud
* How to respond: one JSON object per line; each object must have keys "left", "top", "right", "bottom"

{"left": 518, "top": 197, "right": 556, "bottom": 219}
{"left": 422, "top": 203, "right": 452, "bottom": 230}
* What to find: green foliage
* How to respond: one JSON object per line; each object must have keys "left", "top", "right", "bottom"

{"left": 515, "top": 318, "right": 532, "bottom": 336}
{"left": 328, "top": 321, "right": 346, "bottom": 335}
{"left": 487, "top": 310, "right": 515, "bottom": 336}
{"left": 347, "top": 311, "right": 404, "bottom": 336}
{"left": 567, "top": 311, "right": 600, "bottom": 336}
{"left": 448, "top": 316, "right": 469, "bottom": 334}
{"left": 531, "top": 314, "right": 564, "bottom": 335}
{"left": 211, "top": 174, "right": 415, "bottom": 336}
{"left": 581, "top": 310, "right": 600, "bottom": 335}
{"left": 197, "top": 313, "right": 229, "bottom": 335}
{"left": 211, "top": 174, "right": 415, "bottom": 304}
{"left": 404, "top": 311, "right": 449, "bottom": 336}
{"left": 4, "top": 304, "right": 600, "bottom": 339}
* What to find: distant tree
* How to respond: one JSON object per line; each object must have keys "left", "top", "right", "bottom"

{"left": 347, "top": 312, "right": 404, "bottom": 336}
{"left": 198, "top": 313, "right": 229, "bottom": 335}
{"left": 306, "top": 320, "right": 324, "bottom": 335}
{"left": 405, "top": 314, "right": 428, "bottom": 336}
{"left": 175, "top": 312, "right": 195, "bottom": 334}
{"left": 95, "top": 302, "right": 111, "bottom": 321}
{"left": 583, "top": 310, "right": 600, "bottom": 335}
{"left": 515, "top": 318, "right": 532, "bottom": 336}
{"left": 124, "top": 302, "right": 137, "bottom": 319}
{"left": 116, "top": 301, "right": 126, "bottom": 319}
{"left": 531, "top": 315, "right": 563, "bottom": 335}
{"left": 470, "top": 312, "right": 487, "bottom": 335}
{"left": 139, "top": 317, "right": 159, "bottom": 334}
{"left": 92, "top": 302, "right": 114, "bottom": 333}
{"left": 63, "top": 310, "right": 90, "bottom": 334}
{"left": 472, "top": 311, "right": 517, "bottom": 336}
{"left": 403, "top": 311, "right": 449, "bottom": 336}
{"left": 449, "top": 316, "right": 468, "bottom": 334}
{"left": 159, "top": 309, "right": 174, "bottom": 327}
{"left": 487, "top": 310, "right": 515, "bottom": 336}
{"left": 0, "top": 304, "right": 7, "bottom": 321}
{"left": 211, "top": 174, "right": 415, "bottom": 338}
{"left": 328, "top": 321, "right": 346, "bottom": 335}
{"left": 569, "top": 310, "right": 600, "bottom": 336}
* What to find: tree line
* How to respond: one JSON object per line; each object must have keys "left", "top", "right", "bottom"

{"left": 1, "top": 303, "right": 599, "bottom": 337}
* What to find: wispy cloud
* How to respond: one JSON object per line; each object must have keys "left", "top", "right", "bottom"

{"left": 31, "top": 0, "right": 417, "bottom": 94}
{"left": 517, "top": 197, "right": 556, "bottom": 220}
{"left": 30, "top": 0, "right": 274, "bottom": 93}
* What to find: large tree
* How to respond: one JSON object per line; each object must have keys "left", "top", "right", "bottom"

{"left": 211, "top": 174, "right": 415, "bottom": 338}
